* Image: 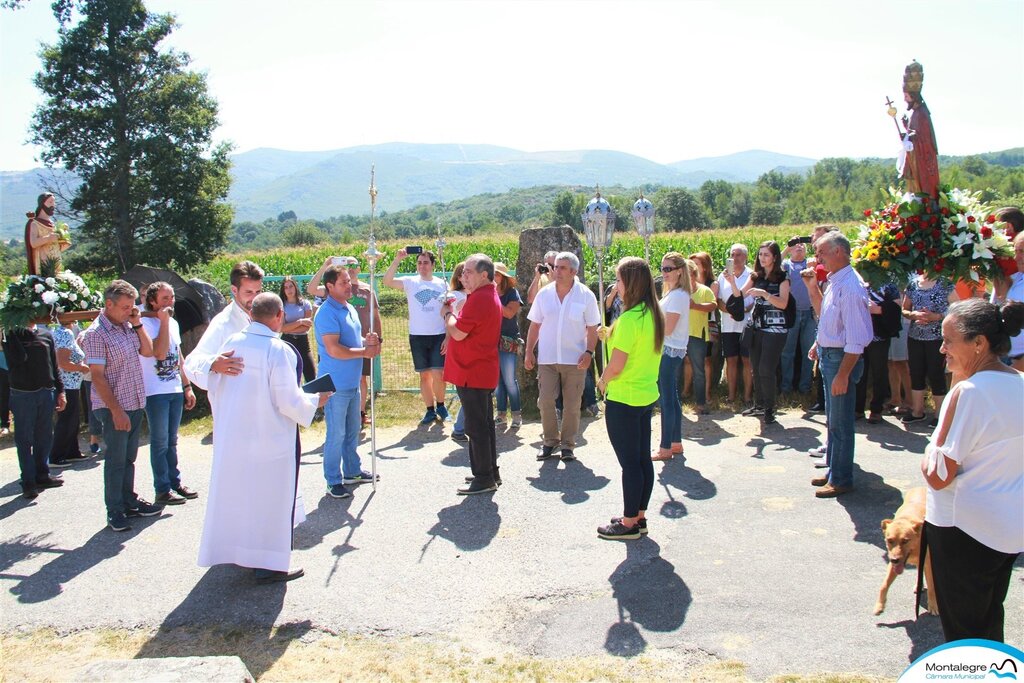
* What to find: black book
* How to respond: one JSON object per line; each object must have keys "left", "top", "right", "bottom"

{"left": 302, "top": 374, "right": 335, "bottom": 394}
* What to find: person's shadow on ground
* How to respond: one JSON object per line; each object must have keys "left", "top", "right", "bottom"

{"left": 655, "top": 455, "right": 718, "bottom": 517}
{"left": 134, "top": 565, "right": 306, "bottom": 680}
{"left": 876, "top": 614, "right": 944, "bottom": 666}
{"left": 760, "top": 425, "right": 823, "bottom": 456}
{"left": 8, "top": 516, "right": 167, "bottom": 603}
{"left": 422, "top": 495, "right": 500, "bottom": 555}
{"left": 837, "top": 465, "right": 904, "bottom": 552}
{"left": 526, "top": 457, "right": 610, "bottom": 504}
{"left": 375, "top": 423, "right": 447, "bottom": 458}
{"left": 684, "top": 415, "right": 732, "bottom": 447}
{"left": 604, "top": 538, "right": 691, "bottom": 657}
{"left": 862, "top": 422, "right": 930, "bottom": 454}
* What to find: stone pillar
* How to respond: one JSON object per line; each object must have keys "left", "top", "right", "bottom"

{"left": 514, "top": 225, "right": 584, "bottom": 419}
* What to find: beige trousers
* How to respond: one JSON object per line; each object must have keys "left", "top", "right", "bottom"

{"left": 537, "top": 363, "right": 586, "bottom": 449}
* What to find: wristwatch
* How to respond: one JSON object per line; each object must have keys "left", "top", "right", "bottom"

{"left": 132, "top": 324, "right": 143, "bottom": 330}
{"left": 585, "top": 349, "right": 595, "bottom": 356}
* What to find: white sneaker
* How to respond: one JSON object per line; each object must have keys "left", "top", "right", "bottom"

{"left": 495, "top": 413, "right": 506, "bottom": 425}
{"left": 808, "top": 445, "right": 826, "bottom": 457}
{"left": 510, "top": 412, "right": 522, "bottom": 428}
{"left": 813, "top": 457, "right": 829, "bottom": 468}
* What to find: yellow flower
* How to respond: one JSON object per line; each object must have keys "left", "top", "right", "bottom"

{"left": 881, "top": 260, "right": 891, "bottom": 268}
{"left": 868, "top": 249, "right": 880, "bottom": 261}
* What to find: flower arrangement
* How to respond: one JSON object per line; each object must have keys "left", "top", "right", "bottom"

{"left": 853, "top": 187, "right": 1015, "bottom": 288}
{"left": 0, "top": 272, "right": 103, "bottom": 330}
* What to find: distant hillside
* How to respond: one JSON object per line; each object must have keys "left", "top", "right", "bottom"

{"left": 3, "top": 144, "right": 1021, "bottom": 239}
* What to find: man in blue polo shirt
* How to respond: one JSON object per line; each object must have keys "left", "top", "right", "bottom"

{"left": 314, "top": 265, "right": 381, "bottom": 499}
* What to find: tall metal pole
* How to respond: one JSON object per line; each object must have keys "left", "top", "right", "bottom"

{"left": 365, "top": 166, "right": 381, "bottom": 491}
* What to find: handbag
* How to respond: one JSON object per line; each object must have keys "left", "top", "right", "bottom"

{"left": 499, "top": 335, "right": 524, "bottom": 354}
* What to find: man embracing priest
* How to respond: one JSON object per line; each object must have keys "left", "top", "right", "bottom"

{"left": 198, "top": 293, "right": 332, "bottom": 584}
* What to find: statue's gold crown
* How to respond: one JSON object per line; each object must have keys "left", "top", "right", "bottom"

{"left": 903, "top": 60, "right": 924, "bottom": 94}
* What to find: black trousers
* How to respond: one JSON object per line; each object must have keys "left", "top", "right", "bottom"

{"left": 855, "top": 338, "right": 892, "bottom": 414}
{"left": 605, "top": 399, "right": 655, "bottom": 518}
{"left": 456, "top": 386, "right": 498, "bottom": 484}
{"left": 283, "top": 333, "right": 316, "bottom": 383}
{"left": 750, "top": 329, "right": 787, "bottom": 415}
{"left": 0, "top": 368, "right": 9, "bottom": 428}
{"left": 926, "top": 522, "right": 1019, "bottom": 643}
{"left": 50, "top": 388, "right": 82, "bottom": 461}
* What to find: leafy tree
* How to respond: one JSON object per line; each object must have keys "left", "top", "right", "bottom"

{"left": 281, "top": 222, "right": 327, "bottom": 247}
{"left": 30, "top": 0, "right": 232, "bottom": 274}
{"left": 551, "top": 190, "right": 577, "bottom": 228}
{"left": 277, "top": 210, "right": 297, "bottom": 223}
{"left": 652, "top": 188, "right": 710, "bottom": 231}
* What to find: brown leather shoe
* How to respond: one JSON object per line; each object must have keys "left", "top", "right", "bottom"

{"left": 811, "top": 475, "right": 829, "bottom": 487}
{"left": 815, "top": 484, "right": 853, "bottom": 498}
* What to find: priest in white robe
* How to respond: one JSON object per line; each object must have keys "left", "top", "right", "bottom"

{"left": 198, "top": 292, "right": 331, "bottom": 584}
{"left": 184, "top": 260, "right": 263, "bottom": 390}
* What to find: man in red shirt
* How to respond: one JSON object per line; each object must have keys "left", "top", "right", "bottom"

{"left": 441, "top": 254, "right": 502, "bottom": 495}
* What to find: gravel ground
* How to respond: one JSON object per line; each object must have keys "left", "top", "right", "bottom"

{"left": 1, "top": 407, "right": 1021, "bottom": 680}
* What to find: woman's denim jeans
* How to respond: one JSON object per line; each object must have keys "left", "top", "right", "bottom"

{"left": 495, "top": 350, "right": 521, "bottom": 413}
{"left": 657, "top": 353, "right": 685, "bottom": 449}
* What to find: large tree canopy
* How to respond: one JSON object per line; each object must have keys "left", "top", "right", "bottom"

{"left": 30, "top": 0, "right": 232, "bottom": 273}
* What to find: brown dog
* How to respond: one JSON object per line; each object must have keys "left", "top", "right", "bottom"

{"left": 874, "top": 487, "right": 939, "bottom": 615}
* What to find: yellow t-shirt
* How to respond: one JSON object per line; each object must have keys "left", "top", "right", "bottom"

{"left": 607, "top": 304, "right": 662, "bottom": 407}
{"left": 688, "top": 284, "right": 716, "bottom": 340}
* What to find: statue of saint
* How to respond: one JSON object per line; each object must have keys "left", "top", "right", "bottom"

{"left": 24, "top": 192, "right": 70, "bottom": 275}
{"left": 900, "top": 61, "right": 940, "bottom": 199}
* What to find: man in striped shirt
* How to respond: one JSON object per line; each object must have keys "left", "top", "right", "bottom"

{"left": 804, "top": 232, "right": 872, "bottom": 498}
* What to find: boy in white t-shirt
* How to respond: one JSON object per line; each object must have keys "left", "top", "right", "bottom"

{"left": 139, "top": 282, "right": 197, "bottom": 506}
{"left": 383, "top": 247, "right": 450, "bottom": 425}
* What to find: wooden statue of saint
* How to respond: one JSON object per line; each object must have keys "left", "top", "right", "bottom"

{"left": 24, "top": 192, "right": 70, "bottom": 275}
{"left": 900, "top": 61, "right": 940, "bottom": 199}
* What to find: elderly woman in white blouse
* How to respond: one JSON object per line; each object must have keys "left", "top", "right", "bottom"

{"left": 922, "top": 298, "right": 1024, "bottom": 643}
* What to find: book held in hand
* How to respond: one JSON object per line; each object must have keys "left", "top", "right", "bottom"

{"left": 302, "top": 374, "right": 335, "bottom": 394}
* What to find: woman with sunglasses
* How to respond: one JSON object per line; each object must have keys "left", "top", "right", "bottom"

{"left": 596, "top": 258, "right": 664, "bottom": 540}
{"left": 742, "top": 241, "right": 791, "bottom": 425}
{"left": 653, "top": 252, "right": 692, "bottom": 461}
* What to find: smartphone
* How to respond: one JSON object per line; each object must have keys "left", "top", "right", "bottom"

{"left": 725, "top": 258, "right": 734, "bottom": 272}
{"left": 406, "top": 246, "right": 423, "bottom": 255}
{"left": 331, "top": 256, "right": 345, "bottom": 265}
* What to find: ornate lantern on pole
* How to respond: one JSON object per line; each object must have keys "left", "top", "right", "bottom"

{"left": 582, "top": 187, "right": 616, "bottom": 364}
{"left": 631, "top": 193, "right": 656, "bottom": 263}
{"left": 364, "top": 166, "right": 381, "bottom": 491}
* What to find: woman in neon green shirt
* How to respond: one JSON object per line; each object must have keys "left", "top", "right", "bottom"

{"left": 596, "top": 257, "right": 664, "bottom": 540}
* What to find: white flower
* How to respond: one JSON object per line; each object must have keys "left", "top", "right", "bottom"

{"left": 45, "top": 277, "right": 56, "bottom": 287}
{"left": 83, "top": 287, "right": 90, "bottom": 296}
{"left": 41, "top": 291, "right": 59, "bottom": 305}
{"left": 34, "top": 284, "right": 46, "bottom": 293}
{"left": 33, "top": 301, "right": 41, "bottom": 307}
{"left": 68, "top": 293, "right": 77, "bottom": 302}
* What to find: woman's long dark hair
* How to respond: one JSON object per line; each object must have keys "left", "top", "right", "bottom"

{"left": 616, "top": 257, "right": 664, "bottom": 351}
{"left": 754, "top": 240, "right": 786, "bottom": 284}
{"left": 278, "top": 277, "right": 306, "bottom": 305}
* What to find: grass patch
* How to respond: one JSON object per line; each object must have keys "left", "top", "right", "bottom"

{"left": 0, "top": 627, "right": 749, "bottom": 682}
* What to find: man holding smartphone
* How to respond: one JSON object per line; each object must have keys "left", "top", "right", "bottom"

{"left": 384, "top": 247, "right": 450, "bottom": 425}
{"left": 780, "top": 236, "right": 817, "bottom": 395}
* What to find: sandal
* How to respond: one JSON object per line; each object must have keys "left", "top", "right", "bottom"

{"left": 651, "top": 449, "right": 674, "bottom": 462}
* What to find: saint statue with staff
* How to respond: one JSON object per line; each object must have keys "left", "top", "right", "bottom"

{"left": 895, "top": 60, "right": 940, "bottom": 199}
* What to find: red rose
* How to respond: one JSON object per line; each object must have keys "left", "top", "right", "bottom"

{"left": 935, "top": 262, "right": 945, "bottom": 272}
{"left": 981, "top": 226, "right": 993, "bottom": 238}
{"left": 997, "top": 256, "right": 1018, "bottom": 277}
{"left": 915, "top": 242, "right": 925, "bottom": 250}
{"left": 863, "top": 209, "right": 872, "bottom": 217}
{"left": 927, "top": 248, "right": 938, "bottom": 257}
{"left": 987, "top": 214, "right": 996, "bottom": 223}
{"left": 949, "top": 227, "right": 958, "bottom": 235}
{"left": 894, "top": 232, "right": 905, "bottom": 240}
{"left": 967, "top": 215, "right": 976, "bottom": 223}
{"left": 932, "top": 230, "right": 941, "bottom": 239}
{"left": 940, "top": 207, "right": 950, "bottom": 216}
{"left": 898, "top": 244, "right": 910, "bottom": 253}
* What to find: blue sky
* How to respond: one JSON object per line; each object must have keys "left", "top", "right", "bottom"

{"left": 1, "top": 0, "right": 1022, "bottom": 171}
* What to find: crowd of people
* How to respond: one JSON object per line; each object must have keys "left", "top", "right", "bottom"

{"left": 4, "top": 215, "right": 1022, "bottom": 637}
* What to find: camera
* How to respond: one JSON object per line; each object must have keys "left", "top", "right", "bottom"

{"left": 537, "top": 263, "right": 549, "bottom": 274}
{"left": 787, "top": 236, "right": 813, "bottom": 247}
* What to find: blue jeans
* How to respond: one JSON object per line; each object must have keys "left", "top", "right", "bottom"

{"left": 96, "top": 407, "right": 145, "bottom": 515}
{"left": 323, "top": 388, "right": 361, "bottom": 484}
{"left": 686, "top": 336, "right": 708, "bottom": 407}
{"left": 657, "top": 353, "right": 685, "bottom": 449}
{"left": 495, "top": 350, "right": 521, "bottom": 413}
{"left": 819, "top": 347, "right": 864, "bottom": 489}
{"left": 10, "top": 387, "right": 55, "bottom": 489}
{"left": 781, "top": 309, "right": 817, "bottom": 393}
{"left": 145, "top": 392, "right": 184, "bottom": 495}
{"left": 454, "top": 406, "right": 466, "bottom": 434}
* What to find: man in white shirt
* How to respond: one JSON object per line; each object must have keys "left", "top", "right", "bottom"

{"left": 525, "top": 252, "right": 600, "bottom": 462}
{"left": 992, "top": 231, "right": 1024, "bottom": 371}
{"left": 383, "top": 248, "right": 450, "bottom": 425}
{"left": 716, "top": 244, "right": 754, "bottom": 405}
{"left": 184, "top": 261, "right": 262, "bottom": 390}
